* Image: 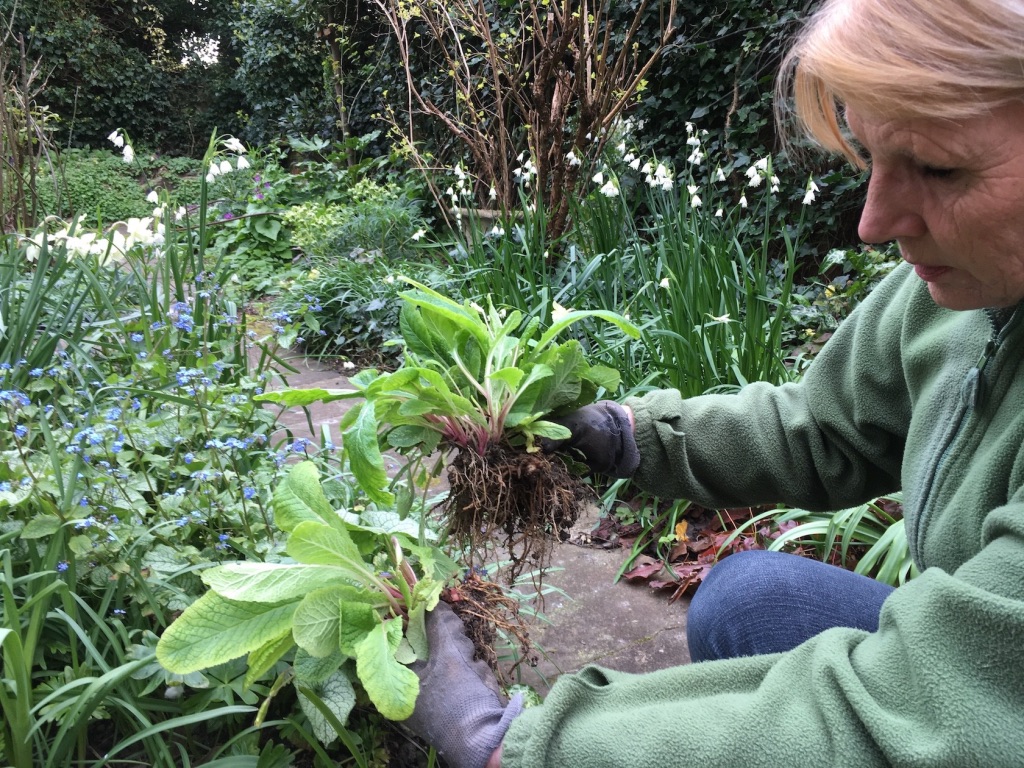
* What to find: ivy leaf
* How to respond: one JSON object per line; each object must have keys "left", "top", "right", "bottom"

{"left": 354, "top": 616, "right": 420, "bottom": 721}
{"left": 156, "top": 592, "right": 298, "bottom": 674}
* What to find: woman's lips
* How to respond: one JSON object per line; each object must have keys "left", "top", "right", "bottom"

{"left": 913, "top": 263, "right": 952, "bottom": 282}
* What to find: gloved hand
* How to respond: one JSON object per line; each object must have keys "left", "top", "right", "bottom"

{"left": 405, "top": 602, "right": 523, "bottom": 768}
{"left": 545, "top": 400, "right": 640, "bottom": 478}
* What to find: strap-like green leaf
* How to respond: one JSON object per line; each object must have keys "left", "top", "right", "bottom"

{"left": 203, "top": 562, "right": 361, "bottom": 602}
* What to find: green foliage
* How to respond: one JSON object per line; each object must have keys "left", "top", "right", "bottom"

{"left": 157, "top": 461, "right": 452, "bottom": 728}
{"left": 719, "top": 494, "right": 917, "bottom": 587}
{"left": 32, "top": 149, "right": 150, "bottom": 225}
{"left": 260, "top": 282, "right": 639, "bottom": 505}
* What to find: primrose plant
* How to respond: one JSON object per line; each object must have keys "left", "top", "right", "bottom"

{"left": 157, "top": 461, "right": 456, "bottom": 739}
{"left": 257, "top": 279, "right": 639, "bottom": 506}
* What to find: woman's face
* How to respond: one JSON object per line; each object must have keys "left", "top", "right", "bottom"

{"left": 847, "top": 101, "right": 1024, "bottom": 310}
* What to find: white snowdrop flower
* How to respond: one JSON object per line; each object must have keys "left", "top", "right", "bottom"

{"left": 755, "top": 157, "right": 769, "bottom": 171}
{"left": 715, "top": 208, "right": 724, "bottom": 218}
{"left": 803, "top": 178, "right": 820, "bottom": 205}
{"left": 411, "top": 228, "right": 426, "bottom": 241}
{"left": 659, "top": 277, "right": 670, "bottom": 289}
{"left": 453, "top": 165, "right": 466, "bottom": 180}
{"left": 551, "top": 301, "right": 572, "bottom": 322}
{"left": 517, "top": 152, "right": 526, "bottom": 163}
{"left": 107, "top": 130, "right": 124, "bottom": 148}
{"left": 122, "top": 145, "right": 135, "bottom": 164}
{"left": 585, "top": 132, "right": 592, "bottom": 141}
{"left": 641, "top": 161, "right": 653, "bottom": 175}
{"left": 660, "top": 177, "right": 674, "bottom": 191}
{"left": 685, "top": 122, "right": 694, "bottom": 134}
{"left": 223, "top": 137, "right": 246, "bottom": 154}
{"left": 709, "top": 313, "right": 731, "bottom": 323}
{"left": 490, "top": 225, "right": 505, "bottom": 236}
{"left": 687, "top": 184, "right": 699, "bottom": 195}
{"left": 623, "top": 152, "right": 636, "bottom": 164}
{"left": 175, "top": 206, "right": 187, "bottom": 221}
{"left": 690, "top": 194, "right": 702, "bottom": 208}
{"left": 770, "top": 175, "right": 780, "bottom": 186}
{"left": 489, "top": 186, "right": 497, "bottom": 200}
{"left": 739, "top": 195, "right": 748, "bottom": 208}
{"left": 716, "top": 167, "right": 727, "bottom": 182}
{"left": 566, "top": 150, "right": 581, "bottom": 167}
{"left": 687, "top": 148, "right": 705, "bottom": 165}
{"left": 236, "top": 156, "right": 251, "bottom": 170}
{"left": 686, "top": 135, "right": 701, "bottom": 147}
{"left": 747, "top": 172, "right": 764, "bottom": 189}
{"left": 629, "top": 157, "right": 641, "bottom": 170}
{"left": 146, "top": 190, "right": 159, "bottom": 204}
{"left": 219, "top": 159, "right": 232, "bottom": 175}
{"left": 617, "top": 141, "right": 626, "bottom": 153}
{"left": 592, "top": 171, "right": 604, "bottom": 185}
{"left": 600, "top": 179, "right": 619, "bottom": 198}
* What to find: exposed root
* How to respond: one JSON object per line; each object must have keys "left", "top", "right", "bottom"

{"left": 442, "top": 442, "right": 593, "bottom": 583}
{"left": 446, "top": 571, "right": 537, "bottom": 686}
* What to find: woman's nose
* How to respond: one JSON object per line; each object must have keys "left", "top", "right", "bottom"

{"left": 857, "top": 168, "right": 927, "bottom": 244}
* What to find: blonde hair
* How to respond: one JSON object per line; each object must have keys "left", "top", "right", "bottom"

{"left": 777, "top": 0, "right": 1024, "bottom": 166}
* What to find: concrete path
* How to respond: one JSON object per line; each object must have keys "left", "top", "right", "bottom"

{"left": 266, "top": 355, "right": 692, "bottom": 696}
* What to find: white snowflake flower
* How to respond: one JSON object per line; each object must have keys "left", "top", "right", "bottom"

{"left": 107, "top": 130, "right": 124, "bottom": 148}
{"left": 146, "top": 190, "right": 159, "bottom": 204}
{"left": 690, "top": 194, "right": 702, "bottom": 208}
{"left": 600, "top": 179, "right": 619, "bottom": 198}
{"left": 218, "top": 159, "right": 232, "bottom": 175}
{"left": 566, "top": 150, "right": 581, "bottom": 167}
{"left": 629, "top": 157, "right": 641, "bottom": 170}
{"left": 236, "top": 156, "right": 251, "bottom": 170}
{"left": 551, "top": 301, "right": 572, "bottom": 322}
{"left": 803, "top": 178, "right": 820, "bottom": 205}
{"left": 716, "top": 167, "right": 727, "bottom": 182}
{"left": 223, "top": 137, "right": 246, "bottom": 154}
{"left": 411, "top": 229, "right": 426, "bottom": 241}
{"left": 122, "top": 145, "right": 135, "bottom": 164}
{"left": 592, "top": 171, "right": 604, "bottom": 185}
{"left": 715, "top": 208, "right": 724, "bottom": 218}
{"left": 739, "top": 195, "right": 748, "bottom": 209}
{"left": 659, "top": 277, "right": 670, "bottom": 289}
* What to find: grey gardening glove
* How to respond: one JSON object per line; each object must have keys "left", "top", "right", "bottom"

{"left": 405, "top": 602, "right": 523, "bottom": 768}
{"left": 545, "top": 400, "right": 640, "bottom": 478}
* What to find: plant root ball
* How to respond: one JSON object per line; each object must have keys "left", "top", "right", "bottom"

{"left": 442, "top": 442, "right": 593, "bottom": 582}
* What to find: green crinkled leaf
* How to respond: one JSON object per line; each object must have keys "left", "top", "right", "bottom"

{"left": 355, "top": 616, "right": 419, "bottom": 721}
{"left": 294, "top": 648, "right": 346, "bottom": 685}
{"left": 339, "top": 601, "right": 378, "bottom": 658}
{"left": 489, "top": 366, "right": 525, "bottom": 392}
{"left": 294, "top": 586, "right": 377, "bottom": 657}
{"left": 254, "top": 388, "right": 360, "bottom": 407}
{"left": 583, "top": 363, "right": 622, "bottom": 393}
{"left": 297, "top": 668, "right": 358, "bottom": 743}
{"left": 156, "top": 592, "right": 298, "bottom": 674}
{"left": 524, "top": 420, "right": 572, "bottom": 440}
{"left": 286, "top": 520, "right": 365, "bottom": 571}
{"left": 342, "top": 399, "right": 395, "bottom": 507}
{"left": 386, "top": 424, "right": 435, "bottom": 448}
{"left": 399, "top": 284, "right": 490, "bottom": 350}
{"left": 203, "top": 562, "right": 360, "bottom": 603}
{"left": 272, "top": 462, "right": 345, "bottom": 534}
{"left": 244, "top": 628, "right": 295, "bottom": 688}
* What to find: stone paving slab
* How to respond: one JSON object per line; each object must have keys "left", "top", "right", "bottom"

{"left": 263, "top": 355, "right": 692, "bottom": 695}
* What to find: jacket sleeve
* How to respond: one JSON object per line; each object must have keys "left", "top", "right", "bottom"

{"left": 500, "top": 495, "right": 1024, "bottom": 767}
{"left": 624, "top": 263, "right": 919, "bottom": 511}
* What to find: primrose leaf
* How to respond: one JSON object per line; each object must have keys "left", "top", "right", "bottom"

{"left": 156, "top": 592, "right": 298, "bottom": 674}
{"left": 254, "top": 388, "right": 360, "bottom": 407}
{"left": 525, "top": 420, "right": 572, "bottom": 440}
{"left": 294, "top": 587, "right": 350, "bottom": 657}
{"left": 583, "top": 363, "right": 622, "bottom": 393}
{"left": 297, "top": 668, "right": 358, "bottom": 742}
{"left": 352, "top": 508, "right": 432, "bottom": 540}
{"left": 355, "top": 616, "right": 420, "bottom": 721}
{"left": 387, "top": 424, "right": 436, "bottom": 448}
{"left": 342, "top": 399, "right": 395, "bottom": 507}
{"left": 287, "top": 520, "right": 365, "bottom": 571}
{"left": 489, "top": 366, "right": 525, "bottom": 393}
{"left": 272, "top": 462, "right": 344, "bottom": 534}
{"left": 406, "top": 603, "right": 428, "bottom": 659}
{"left": 339, "top": 600, "right": 379, "bottom": 657}
{"left": 245, "top": 628, "right": 295, "bottom": 688}
{"left": 295, "top": 647, "right": 347, "bottom": 685}
{"left": 203, "top": 562, "right": 360, "bottom": 602}
{"left": 399, "top": 286, "right": 490, "bottom": 350}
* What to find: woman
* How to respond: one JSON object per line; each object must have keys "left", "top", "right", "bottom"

{"left": 406, "top": 0, "right": 1024, "bottom": 765}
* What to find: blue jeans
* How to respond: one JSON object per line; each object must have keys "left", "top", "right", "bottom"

{"left": 687, "top": 550, "right": 895, "bottom": 662}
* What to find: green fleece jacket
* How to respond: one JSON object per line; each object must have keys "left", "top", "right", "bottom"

{"left": 502, "top": 262, "right": 1024, "bottom": 767}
